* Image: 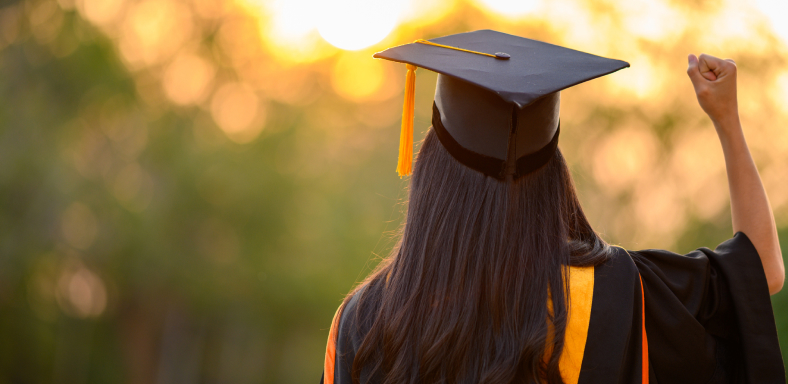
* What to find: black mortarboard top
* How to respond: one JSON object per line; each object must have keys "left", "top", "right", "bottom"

{"left": 373, "top": 29, "right": 629, "bottom": 179}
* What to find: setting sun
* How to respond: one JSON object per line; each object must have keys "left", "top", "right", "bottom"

{"left": 317, "top": 0, "right": 402, "bottom": 50}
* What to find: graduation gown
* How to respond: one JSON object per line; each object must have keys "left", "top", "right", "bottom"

{"left": 321, "top": 232, "right": 785, "bottom": 383}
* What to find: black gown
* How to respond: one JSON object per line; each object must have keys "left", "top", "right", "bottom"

{"left": 321, "top": 232, "right": 785, "bottom": 383}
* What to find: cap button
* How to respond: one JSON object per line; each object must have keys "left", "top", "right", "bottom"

{"left": 494, "top": 52, "right": 510, "bottom": 60}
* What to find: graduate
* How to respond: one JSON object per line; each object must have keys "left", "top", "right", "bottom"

{"left": 321, "top": 30, "right": 786, "bottom": 384}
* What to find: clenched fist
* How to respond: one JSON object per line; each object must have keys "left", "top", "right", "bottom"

{"left": 686, "top": 53, "right": 739, "bottom": 129}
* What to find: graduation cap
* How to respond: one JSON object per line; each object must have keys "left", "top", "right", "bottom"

{"left": 373, "top": 30, "right": 629, "bottom": 179}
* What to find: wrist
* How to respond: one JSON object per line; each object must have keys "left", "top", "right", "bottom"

{"left": 712, "top": 112, "right": 741, "bottom": 132}
{"left": 714, "top": 118, "right": 746, "bottom": 149}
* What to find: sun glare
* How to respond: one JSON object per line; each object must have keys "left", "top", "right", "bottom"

{"left": 399, "top": 0, "right": 456, "bottom": 26}
{"left": 266, "top": 0, "right": 322, "bottom": 41}
{"left": 754, "top": 0, "right": 788, "bottom": 43}
{"left": 255, "top": 0, "right": 400, "bottom": 58}
{"left": 474, "top": 0, "right": 540, "bottom": 17}
{"left": 317, "top": 0, "right": 402, "bottom": 51}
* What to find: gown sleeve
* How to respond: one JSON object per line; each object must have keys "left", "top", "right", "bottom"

{"left": 630, "top": 232, "right": 784, "bottom": 383}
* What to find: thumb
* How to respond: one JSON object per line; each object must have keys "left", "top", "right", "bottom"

{"left": 686, "top": 54, "right": 707, "bottom": 88}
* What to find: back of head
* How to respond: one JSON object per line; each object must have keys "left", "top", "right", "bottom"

{"left": 349, "top": 131, "right": 610, "bottom": 384}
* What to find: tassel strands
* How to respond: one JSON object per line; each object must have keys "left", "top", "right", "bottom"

{"left": 397, "top": 64, "right": 417, "bottom": 177}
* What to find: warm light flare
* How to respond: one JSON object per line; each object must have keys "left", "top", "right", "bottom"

{"left": 331, "top": 52, "right": 385, "bottom": 101}
{"left": 619, "top": 0, "right": 684, "bottom": 41}
{"left": 606, "top": 56, "right": 660, "bottom": 99}
{"left": 474, "top": 0, "right": 540, "bottom": 17}
{"left": 317, "top": 0, "right": 402, "bottom": 50}
{"left": 399, "top": 0, "right": 456, "bottom": 25}
{"left": 755, "top": 0, "right": 788, "bottom": 43}
{"left": 266, "top": 0, "right": 322, "bottom": 41}
{"left": 254, "top": 0, "right": 336, "bottom": 63}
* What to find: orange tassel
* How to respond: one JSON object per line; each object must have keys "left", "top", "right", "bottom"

{"left": 397, "top": 64, "right": 417, "bottom": 177}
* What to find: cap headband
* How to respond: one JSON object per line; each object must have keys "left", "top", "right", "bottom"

{"left": 431, "top": 102, "right": 559, "bottom": 179}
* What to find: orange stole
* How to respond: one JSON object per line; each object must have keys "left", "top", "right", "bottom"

{"left": 323, "top": 305, "right": 344, "bottom": 384}
{"left": 639, "top": 274, "right": 649, "bottom": 384}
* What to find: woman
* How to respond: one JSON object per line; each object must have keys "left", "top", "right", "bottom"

{"left": 322, "top": 30, "right": 785, "bottom": 384}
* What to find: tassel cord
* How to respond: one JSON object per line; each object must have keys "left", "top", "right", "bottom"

{"left": 397, "top": 64, "right": 417, "bottom": 177}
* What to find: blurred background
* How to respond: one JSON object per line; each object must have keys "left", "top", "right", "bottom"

{"left": 1, "top": 0, "right": 787, "bottom": 382}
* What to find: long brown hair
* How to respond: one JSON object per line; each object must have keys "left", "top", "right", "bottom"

{"left": 347, "top": 129, "right": 610, "bottom": 384}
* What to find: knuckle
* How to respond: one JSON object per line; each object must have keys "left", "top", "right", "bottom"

{"left": 700, "top": 53, "right": 722, "bottom": 65}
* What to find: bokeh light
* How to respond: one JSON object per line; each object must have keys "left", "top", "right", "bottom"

{"left": 163, "top": 52, "right": 216, "bottom": 105}
{"left": 210, "top": 82, "right": 266, "bottom": 143}
{"left": 118, "top": 0, "right": 193, "bottom": 67}
{"left": 76, "top": 0, "right": 125, "bottom": 26}
{"left": 55, "top": 261, "right": 107, "bottom": 318}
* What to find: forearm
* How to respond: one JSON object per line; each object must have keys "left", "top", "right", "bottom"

{"left": 716, "top": 117, "right": 785, "bottom": 294}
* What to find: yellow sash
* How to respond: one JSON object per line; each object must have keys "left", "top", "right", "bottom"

{"left": 560, "top": 266, "right": 595, "bottom": 384}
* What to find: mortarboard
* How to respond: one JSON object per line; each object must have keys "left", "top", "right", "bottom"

{"left": 373, "top": 29, "right": 629, "bottom": 179}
